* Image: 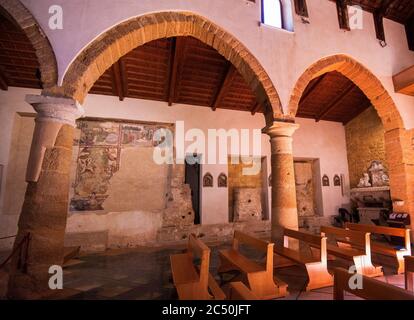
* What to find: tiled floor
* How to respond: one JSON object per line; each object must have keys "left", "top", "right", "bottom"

{"left": 52, "top": 243, "right": 408, "bottom": 300}
{"left": 0, "top": 243, "right": 408, "bottom": 300}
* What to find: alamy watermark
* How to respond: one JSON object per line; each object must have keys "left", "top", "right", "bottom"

{"left": 152, "top": 121, "right": 263, "bottom": 176}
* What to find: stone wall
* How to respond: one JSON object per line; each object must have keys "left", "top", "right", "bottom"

{"left": 345, "top": 107, "right": 387, "bottom": 188}
{"left": 228, "top": 157, "right": 266, "bottom": 222}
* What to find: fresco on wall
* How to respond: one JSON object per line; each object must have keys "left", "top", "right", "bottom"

{"left": 70, "top": 119, "right": 173, "bottom": 212}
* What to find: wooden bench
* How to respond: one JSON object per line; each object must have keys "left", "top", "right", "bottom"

{"left": 405, "top": 256, "right": 414, "bottom": 292}
{"left": 344, "top": 223, "right": 411, "bottom": 274}
{"left": 318, "top": 226, "right": 383, "bottom": 277}
{"left": 218, "top": 231, "right": 287, "bottom": 299}
{"left": 274, "top": 228, "right": 333, "bottom": 291}
{"left": 228, "top": 282, "right": 258, "bottom": 300}
{"left": 170, "top": 234, "right": 225, "bottom": 300}
{"left": 333, "top": 267, "right": 414, "bottom": 300}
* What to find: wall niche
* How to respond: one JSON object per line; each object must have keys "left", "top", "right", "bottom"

{"left": 203, "top": 172, "right": 213, "bottom": 187}
{"left": 218, "top": 173, "right": 227, "bottom": 187}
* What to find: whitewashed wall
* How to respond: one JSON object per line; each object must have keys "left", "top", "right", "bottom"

{"left": 20, "top": 0, "right": 414, "bottom": 128}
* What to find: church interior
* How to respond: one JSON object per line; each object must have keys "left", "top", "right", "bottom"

{"left": 0, "top": 0, "right": 414, "bottom": 301}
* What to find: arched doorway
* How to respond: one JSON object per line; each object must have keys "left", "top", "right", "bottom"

{"left": 0, "top": 0, "right": 58, "bottom": 89}
{"left": 49, "top": 11, "right": 283, "bottom": 126}
{"left": 287, "top": 54, "right": 413, "bottom": 225}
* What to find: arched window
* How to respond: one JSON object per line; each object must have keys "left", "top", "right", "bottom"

{"left": 261, "top": 0, "right": 283, "bottom": 29}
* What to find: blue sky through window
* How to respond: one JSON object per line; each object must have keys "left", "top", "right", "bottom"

{"left": 263, "top": 0, "right": 282, "bottom": 29}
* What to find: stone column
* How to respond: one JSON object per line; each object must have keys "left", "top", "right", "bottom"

{"left": 266, "top": 121, "right": 300, "bottom": 242}
{"left": 7, "top": 95, "right": 84, "bottom": 299}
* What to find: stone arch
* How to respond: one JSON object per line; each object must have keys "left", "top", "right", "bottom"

{"left": 0, "top": 0, "right": 58, "bottom": 89}
{"left": 287, "top": 54, "right": 403, "bottom": 131}
{"left": 57, "top": 11, "right": 283, "bottom": 124}
{"left": 287, "top": 53, "right": 414, "bottom": 216}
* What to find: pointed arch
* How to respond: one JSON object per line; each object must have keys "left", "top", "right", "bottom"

{"left": 0, "top": 0, "right": 58, "bottom": 89}
{"left": 287, "top": 54, "right": 403, "bottom": 131}
{"left": 56, "top": 11, "right": 283, "bottom": 124}
{"left": 288, "top": 53, "right": 414, "bottom": 218}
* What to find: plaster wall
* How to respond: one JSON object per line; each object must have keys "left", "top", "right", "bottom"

{"left": 20, "top": 0, "right": 414, "bottom": 128}
{"left": 1, "top": 87, "right": 350, "bottom": 249}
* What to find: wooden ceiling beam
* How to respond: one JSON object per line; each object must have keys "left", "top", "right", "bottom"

{"left": 250, "top": 102, "right": 262, "bottom": 115}
{"left": 211, "top": 64, "right": 237, "bottom": 111}
{"left": 316, "top": 83, "right": 355, "bottom": 121}
{"left": 111, "top": 58, "right": 127, "bottom": 101}
{"left": 0, "top": 67, "right": 8, "bottom": 90}
{"left": 335, "top": 0, "right": 350, "bottom": 30}
{"left": 167, "top": 37, "right": 186, "bottom": 106}
{"left": 342, "top": 99, "right": 372, "bottom": 125}
{"left": 373, "top": 0, "right": 394, "bottom": 42}
{"left": 300, "top": 74, "right": 326, "bottom": 106}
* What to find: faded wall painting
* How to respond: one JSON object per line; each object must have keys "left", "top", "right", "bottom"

{"left": 70, "top": 119, "right": 173, "bottom": 212}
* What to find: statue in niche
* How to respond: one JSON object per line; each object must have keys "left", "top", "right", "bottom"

{"left": 333, "top": 175, "right": 341, "bottom": 186}
{"left": 218, "top": 173, "right": 227, "bottom": 187}
{"left": 322, "top": 175, "right": 330, "bottom": 187}
{"left": 357, "top": 173, "right": 371, "bottom": 188}
{"left": 203, "top": 172, "right": 213, "bottom": 187}
{"left": 368, "top": 160, "right": 389, "bottom": 187}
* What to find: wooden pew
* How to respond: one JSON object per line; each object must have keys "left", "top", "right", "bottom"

{"left": 170, "top": 234, "right": 226, "bottom": 300}
{"left": 319, "top": 226, "right": 383, "bottom": 277}
{"left": 274, "top": 228, "right": 333, "bottom": 291}
{"left": 344, "top": 223, "right": 411, "bottom": 274}
{"left": 218, "top": 231, "right": 287, "bottom": 299}
{"left": 228, "top": 282, "right": 259, "bottom": 300}
{"left": 405, "top": 256, "right": 414, "bottom": 292}
{"left": 333, "top": 267, "right": 414, "bottom": 300}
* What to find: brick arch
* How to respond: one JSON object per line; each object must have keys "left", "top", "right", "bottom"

{"left": 0, "top": 0, "right": 58, "bottom": 89}
{"left": 288, "top": 54, "right": 414, "bottom": 218}
{"left": 287, "top": 54, "right": 404, "bottom": 131}
{"left": 58, "top": 11, "right": 283, "bottom": 124}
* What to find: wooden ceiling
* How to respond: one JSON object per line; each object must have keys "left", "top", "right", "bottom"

{"left": 296, "top": 71, "right": 371, "bottom": 124}
{"left": 0, "top": 9, "right": 373, "bottom": 124}
{"left": 0, "top": 11, "right": 41, "bottom": 90}
{"left": 90, "top": 36, "right": 262, "bottom": 114}
{"left": 343, "top": 0, "right": 414, "bottom": 24}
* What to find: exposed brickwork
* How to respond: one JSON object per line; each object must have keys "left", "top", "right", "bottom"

{"left": 345, "top": 107, "right": 387, "bottom": 188}
{"left": 288, "top": 54, "right": 413, "bottom": 225}
{"left": 0, "top": 0, "right": 58, "bottom": 89}
{"left": 52, "top": 11, "right": 283, "bottom": 123}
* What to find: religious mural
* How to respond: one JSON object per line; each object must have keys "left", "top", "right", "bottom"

{"left": 70, "top": 119, "right": 173, "bottom": 212}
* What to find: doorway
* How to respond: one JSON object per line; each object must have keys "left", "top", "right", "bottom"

{"left": 185, "top": 154, "right": 201, "bottom": 224}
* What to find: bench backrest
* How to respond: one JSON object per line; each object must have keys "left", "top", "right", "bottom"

{"left": 233, "top": 231, "right": 273, "bottom": 272}
{"left": 321, "top": 226, "right": 371, "bottom": 255}
{"left": 345, "top": 223, "right": 411, "bottom": 251}
{"left": 334, "top": 267, "right": 414, "bottom": 300}
{"left": 187, "top": 234, "right": 210, "bottom": 289}
{"left": 283, "top": 228, "right": 328, "bottom": 263}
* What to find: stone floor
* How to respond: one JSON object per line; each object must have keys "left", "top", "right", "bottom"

{"left": 0, "top": 242, "right": 408, "bottom": 300}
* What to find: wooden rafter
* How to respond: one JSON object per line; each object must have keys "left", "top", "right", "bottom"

{"left": 336, "top": 0, "right": 350, "bottom": 30}
{"left": 111, "top": 58, "right": 127, "bottom": 101}
{"left": 343, "top": 99, "right": 372, "bottom": 124}
{"left": 250, "top": 102, "right": 261, "bottom": 115}
{"left": 167, "top": 37, "right": 186, "bottom": 106}
{"left": 0, "top": 67, "right": 8, "bottom": 90}
{"left": 373, "top": 0, "right": 393, "bottom": 42}
{"left": 316, "top": 83, "right": 354, "bottom": 121}
{"left": 211, "top": 65, "right": 237, "bottom": 111}
{"left": 294, "top": 0, "right": 309, "bottom": 18}
{"left": 300, "top": 74, "right": 326, "bottom": 106}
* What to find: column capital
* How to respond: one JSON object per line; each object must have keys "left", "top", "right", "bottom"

{"left": 26, "top": 94, "right": 84, "bottom": 127}
{"left": 263, "top": 121, "right": 300, "bottom": 138}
